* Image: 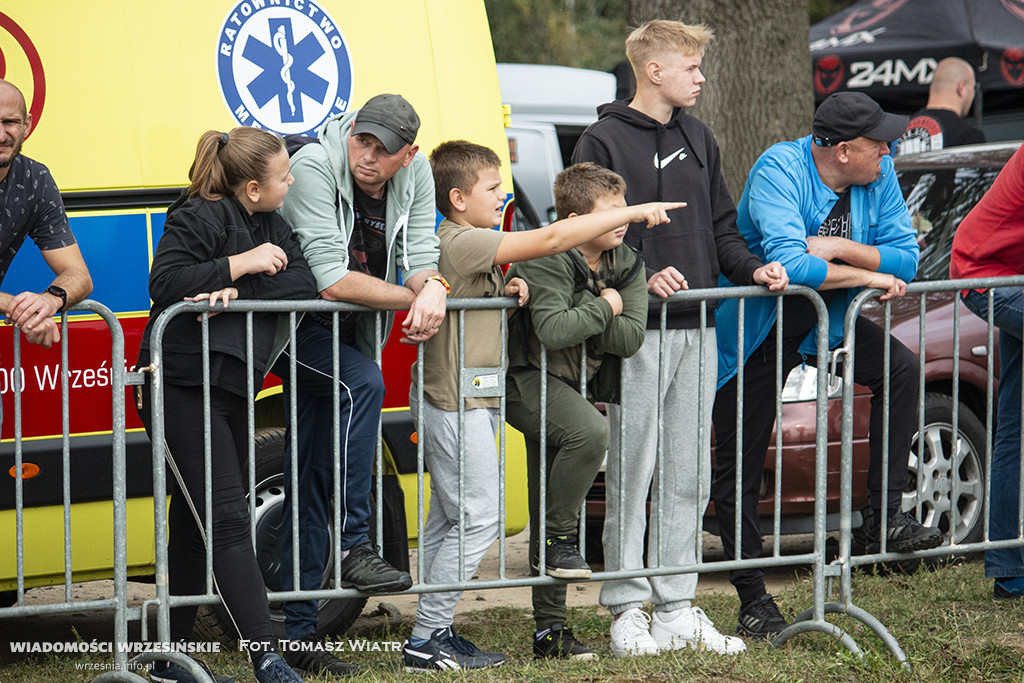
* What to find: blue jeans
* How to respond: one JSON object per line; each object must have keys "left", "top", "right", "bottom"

{"left": 963, "top": 288, "right": 1024, "bottom": 579}
{"left": 275, "top": 317, "right": 385, "bottom": 639}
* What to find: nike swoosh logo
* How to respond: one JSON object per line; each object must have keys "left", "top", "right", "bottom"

{"left": 653, "top": 146, "right": 687, "bottom": 169}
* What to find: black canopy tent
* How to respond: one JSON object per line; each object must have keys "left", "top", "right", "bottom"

{"left": 810, "top": 0, "right": 1024, "bottom": 122}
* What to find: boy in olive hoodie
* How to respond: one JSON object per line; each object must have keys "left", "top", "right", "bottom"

{"left": 506, "top": 163, "right": 649, "bottom": 660}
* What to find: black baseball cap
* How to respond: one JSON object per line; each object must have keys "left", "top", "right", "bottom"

{"left": 352, "top": 94, "right": 420, "bottom": 154}
{"left": 812, "top": 92, "right": 909, "bottom": 146}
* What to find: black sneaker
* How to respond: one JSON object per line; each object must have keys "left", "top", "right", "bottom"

{"left": 533, "top": 625, "right": 598, "bottom": 660}
{"left": 402, "top": 627, "right": 507, "bottom": 671}
{"left": 254, "top": 653, "right": 304, "bottom": 683}
{"left": 149, "top": 659, "right": 235, "bottom": 683}
{"left": 737, "top": 593, "right": 789, "bottom": 639}
{"left": 535, "top": 535, "right": 592, "bottom": 580}
{"left": 994, "top": 579, "right": 1024, "bottom": 601}
{"left": 283, "top": 636, "right": 359, "bottom": 677}
{"left": 340, "top": 540, "right": 413, "bottom": 592}
{"left": 866, "top": 509, "right": 944, "bottom": 554}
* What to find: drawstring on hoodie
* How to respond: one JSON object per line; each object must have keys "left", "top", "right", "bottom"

{"left": 655, "top": 125, "right": 663, "bottom": 202}
{"left": 396, "top": 213, "right": 410, "bottom": 272}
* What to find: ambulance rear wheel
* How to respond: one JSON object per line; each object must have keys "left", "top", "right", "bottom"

{"left": 194, "top": 427, "right": 408, "bottom": 645}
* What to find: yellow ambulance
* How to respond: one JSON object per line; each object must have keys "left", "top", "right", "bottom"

{"left": 0, "top": 0, "right": 527, "bottom": 639}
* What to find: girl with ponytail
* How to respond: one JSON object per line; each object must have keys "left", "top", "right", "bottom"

{"left": 136, "top": 127, "right": 315, "bottom": 683}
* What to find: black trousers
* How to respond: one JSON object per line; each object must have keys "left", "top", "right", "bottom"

{"left": 138, "top": 382, "right": 276, "bottom": 662}
{"left": 711, "top": 303, "right": 919, "bottom": 606}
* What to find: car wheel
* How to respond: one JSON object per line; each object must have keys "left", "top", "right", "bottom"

{"left": 905, "top": 392, "right": 987, "bottom": 548}
{"left": 194, "top": 427, "right": 408, "bottom": 645}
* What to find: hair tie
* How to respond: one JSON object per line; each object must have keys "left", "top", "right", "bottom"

{"left": 218, "top": 132, "right": 229, "bottom": 149}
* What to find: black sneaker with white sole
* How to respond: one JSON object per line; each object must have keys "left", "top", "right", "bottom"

{"left": 533, "top": 625, "right": 598, "bottom": 660}
{"left": 340, "top": 540, "right": 413, "bottom": 592}
{"left": 535, "top": 535, "right": 592, "bottom": 580}
{"left": 737, "top": 593, "right": 789, "bottom": 640}
{"left": 866, "top": 509, "right": 944, "bottom": 554}
{"left": 402, "top": 627, "right": 507, "bottom": 672}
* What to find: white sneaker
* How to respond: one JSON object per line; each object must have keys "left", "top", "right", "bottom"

{"left": 609, "top": 608, "right": 660, "bottom": 657}
{"left": 651, "top": 606, "right": 746, "bottom": 655}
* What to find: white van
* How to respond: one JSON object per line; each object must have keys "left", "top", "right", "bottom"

{"left": 498, "top": 63, "right": 617, "bottom": 228}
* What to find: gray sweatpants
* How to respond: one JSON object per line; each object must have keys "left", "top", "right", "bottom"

{"left": 409, "top": 390, "right": 501, "bottom": 636}
{"left": 600, "top": 327, "right": 717, "bottom": 615}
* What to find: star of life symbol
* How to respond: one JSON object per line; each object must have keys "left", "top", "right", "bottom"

{"left": 216, "top": 0, "right": 354, "bottom": 137}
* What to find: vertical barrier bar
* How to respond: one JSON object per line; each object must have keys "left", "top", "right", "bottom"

{"left": 332, "top": 311, "right": 342, "bottom": 593}
{"left": 497, "top": 311, "right": 508, "bottom": 579}
{"left": 538, "top": 346, "right": 548, "bottom": 576}
{"left": 951, "top": 298, "right": 962, "bottom": 540}
{"left": 61, "top": 314, "right": 72, "bottom": 601}
{"left": 288, "top": 313, "right": 301, "bottom": 599}
{"left": 654, "top": 302, "right": 665, "bottom": 567}
{"left": 577, "top": 340, "right": 587, "bottom": 560}
{"left": 457, "top": 309, "right": 467, "bottom": 580}
{"left": 984, "top": 291, "right": 995, "bottom": 542}
{"left": 773, "top": 296, "right": 784, "bottom": 557}
{"left": 880, "top": 300, "right": 891, "bottom": 549}
{"left": 916, "top": 294, "right": 927, "bottom": 522}
{"left": 375, "top": 313, "right": 384, "bottom": 551}
{"left": 149, "top": 310, "right": 171, "bottom": 642}
{"left": 246, "top": 313, "right": 257, "bottom": 544}
{"left": 201, "top": 314, "right": 214, "bottom": 595}
{"left": 415, "top": 341, "right": 426, "bottom": 583}
{"left": 733, "top": 298, "right": 745, "bottom": 563}
{"left": 695, "top": 301, "right": 707, "bottom": 564}
{"left": 13, "top": 331, "right": 24, "bottom": 605}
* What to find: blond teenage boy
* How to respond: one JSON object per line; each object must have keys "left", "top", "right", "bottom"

{"left": 573, "top": 20, "right": 788, "bottom": 656}
{"left": 401, "top": 141, "right": 682, "bottom": 671}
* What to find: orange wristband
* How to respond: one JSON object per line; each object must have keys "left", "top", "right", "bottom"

{"left": 425, "top": 275, "right": 451, "bottom": 296}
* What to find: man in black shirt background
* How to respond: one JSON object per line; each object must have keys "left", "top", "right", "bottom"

{"left": 896, "top": 57, "right": 986, "bottom": 156}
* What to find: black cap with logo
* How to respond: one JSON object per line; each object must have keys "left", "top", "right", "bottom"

{"left": 352, "top": 94, "right": 420, "bottom": 154}
{"left": 812, "top": 92, "right": 909, "bottom": 146}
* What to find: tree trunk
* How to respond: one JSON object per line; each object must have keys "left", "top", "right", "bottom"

{"left": 627, "top": 1, "right": 814, "bottom": 198}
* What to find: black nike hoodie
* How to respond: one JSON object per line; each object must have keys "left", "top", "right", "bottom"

{"left": 572, "top": 99, "right": 763, "bottom": 329}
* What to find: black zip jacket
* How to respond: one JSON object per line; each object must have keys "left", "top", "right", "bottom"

{"left": 572, "top": 99, "right": 764, "bottom": 329}
{"left": 139, "top": 193, "right": 316, "bottom": 394}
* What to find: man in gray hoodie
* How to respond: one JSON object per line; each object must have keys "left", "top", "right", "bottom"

{"left": 277, "top": 94, "right": 448, "bottom": 677}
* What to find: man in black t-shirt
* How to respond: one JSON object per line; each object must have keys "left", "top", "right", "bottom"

{"left": 0, "top": 79, "right": 92, "bottom": 349}
{"left": 895, "top": 57, "right": 986, "bottom": 156}
{"left": 275, "top": 94, "right": 446, "bottom": 677}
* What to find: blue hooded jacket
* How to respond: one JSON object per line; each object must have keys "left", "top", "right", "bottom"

{"left": 714, "top": 135, "right": 918, "bottom": 388}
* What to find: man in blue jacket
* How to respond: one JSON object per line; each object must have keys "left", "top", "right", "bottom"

{"left": 712, "top": 92, "right": 943, "bottom": 640}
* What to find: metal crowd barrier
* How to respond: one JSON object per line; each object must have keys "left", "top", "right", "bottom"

{"left": 826, "top": 274, "right": 1024, "bottom": 665}
{"left": 5, "top": 279, "right": 1024, "bottom": 680}
{"left": 0, "top": 301, "right": 134, "bottom": 671}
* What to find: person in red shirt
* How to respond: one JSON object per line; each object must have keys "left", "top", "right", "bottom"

{"left": 950, "top": 143, "right": 1024, "bottom": 599}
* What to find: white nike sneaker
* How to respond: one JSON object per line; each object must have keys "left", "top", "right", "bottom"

{"left": 609, "top": 608, "right": 660, "bottom": 657}
{"left": 651, "top": 606, "right": 746, "bottom": 655}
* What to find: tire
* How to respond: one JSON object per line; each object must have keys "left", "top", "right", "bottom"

{"left": 194, "top": 427, "right": 409, "bottom": 645}
{"left": 855, "top": 392, "right": 987, "bottom": 569}
{"left": 905, "top": 392, "right": 987, "bottom": 549}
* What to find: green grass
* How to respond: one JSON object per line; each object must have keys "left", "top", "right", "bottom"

{"left": 4, "top": 560, "right": 1024, "bottom": 682}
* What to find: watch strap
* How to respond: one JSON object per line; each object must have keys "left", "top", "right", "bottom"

{"left": 45, "top": 285, "right": 68, "bottom": 313}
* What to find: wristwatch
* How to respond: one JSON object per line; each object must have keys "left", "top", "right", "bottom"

{"left": 45, "top": 285, "right": 68, "bottom": 313}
